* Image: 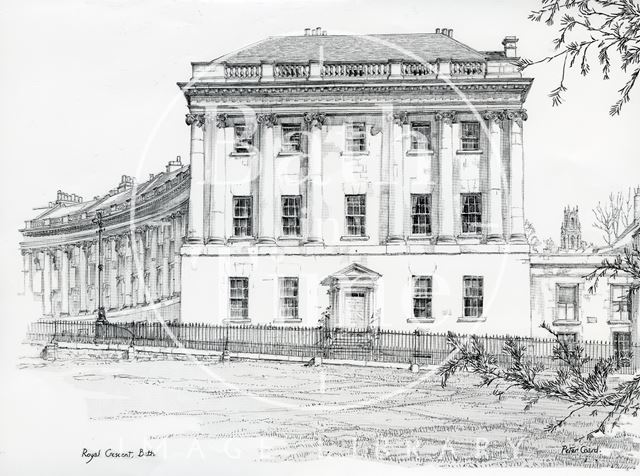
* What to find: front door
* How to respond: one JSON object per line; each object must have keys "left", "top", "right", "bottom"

{"left": 613, "top": 332, "right": 631, "bottom": 368}
{"left": 344, "top": 291, "right": 367, "bottom": 328}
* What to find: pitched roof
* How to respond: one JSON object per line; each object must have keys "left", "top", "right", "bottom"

{"left": 219, "top": 33, "right": 488, "bottom": 64}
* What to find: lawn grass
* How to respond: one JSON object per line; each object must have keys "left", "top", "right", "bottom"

{"left": 15, "top": 352, "right": 640, "bottom": 468}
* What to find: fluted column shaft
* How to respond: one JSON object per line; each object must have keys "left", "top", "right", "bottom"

{"left": 135, "top": 231, "right": 146, "bottom": 305}
{"left": 173, "top": 216, "right": 182, "bottom": 294}
{"left": 108, "top": 238, "right": 118, "bottom": 309}
{"left": 485, "top": 112, "right": 504, "bottom": 242}
{"left": 161, "top": 225, "right": 170, "bottom": 299}
{"left": 186, "top": 113, "right": 205, "bottom": 243}
{"left": 304, "top": 113, "right": 325, "bottom": 244}
{"left": 149, "top": 226, "right": 159, "bottom": 303}
{"left": 42, "top": 249, "right": 52, "bottom": 316}
{"left": 436, "top": 112, "right": 456, "bottom": 243}
{"left": 207, "top": 115, "right": 228, "bottom": 244}
{"left": 78, "top": 244, "right": 88, "bottom": 313}
{"left": 508, "top": 111, "right": 527, "bottom": 242}
{"left": 60, "top": 247, "right": 70, "bottom": 315}
{"left": 257, "top": 114, "right": 277, "bottom": 243}
{"left": 124, "top": 237, "right": 133, "bottom": 307}
{"left": 22, "top": 251, "right": 32, "bottom": 296}
{"left": 388, "top": 113, "right": 407, "bottom": 242}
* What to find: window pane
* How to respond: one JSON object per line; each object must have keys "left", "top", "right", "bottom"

{"left": 461, "top": 194, "right": 482, "bottom": 234}
{"left": 281, "top": 195, "right": 301, "bottom": 236}
{"left": 411, "top": 122, "right": 431, "bottom": 150}
{"left": 461, "top": 122, "right": 480, "bottom": 151}
{"left": 346, "top": 123, "right": 367, "bottom": 152}
{"left": 345, "top": 195, "right": 366, "bottom": 236}
{"left": 229, "top": 277, "right": 248, "bottom": 319}
{"left": 233, "top": 196, "right": 253, "bottom": 237}
{"left": 279, "top": 277, "right": 299, "bottom": 319}
{"left": 463, "top": 276, "right": 484, "bottom": 318}
{"left": 281, "top": 124, "right": 301, "bottom": 152}
{"left": 411, "top": 194, "right": 432, "bottom": 235}
{"left": 413, "top": 276, "right": 432, "bottom": 318}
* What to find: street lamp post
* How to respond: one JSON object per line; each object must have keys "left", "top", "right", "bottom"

{"left": 92, "top": 210, "right": 108, "bottom": 324}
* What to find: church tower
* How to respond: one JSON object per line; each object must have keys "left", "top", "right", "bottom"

{"left": 560, "top": 206, "right": 582, "bottom": 251}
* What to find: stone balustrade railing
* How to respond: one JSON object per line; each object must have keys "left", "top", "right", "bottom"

{"left": 321, "top": 62, "right": 390, "bottom": 78}
{"left": 190, "top": 58, "right": 518, "bottom": 82}
{"left": 23, "top": 169, "right": 190, "bottom": 232}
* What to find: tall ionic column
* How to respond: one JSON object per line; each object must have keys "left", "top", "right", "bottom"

{"left": 484, "top": 111, "right": 505, "bottom": 243}
{"left": 161, "top": 223, "right": 170, "bottom": 299}
{"left": 173, "top": 214, "right": 183, "bottom": 294}
{"left": 22, "top": 250, "right": 32, "bottom": 296}
{"left": 303, "top": 112, "right": 326, "bottom": 244}
{"left": 148, "top": 225, "right": 159, "bottom": 303}
{"left": 60, "top": 246, "right": 70, "bottom": 316}
{"left": 507, "top": 110, "right": 528, "bottom": 243}
{"left": 388, "top": 112, "right": 408, "bottom": 243}
{"left": 435, "top": 111, "right": 457, "bottom": 243}
{"left": 42, "top": 249, "right": 52, "bottom": 316}
{"left": 124, "top": 236, "right": 133, "bottom": 307}
{"left": 108, "top": 237, "right": 118, "bottom": 310}
{"left": 207, "top": 114, "right": 228, "bottom": 244}
{"left": 186, "top": 113, "right": 205, "bottom": 243}
{"left": 135, "top": 229, "right": 146, "bottom": 306}
{"left": 257, "top": 113, "right": 277, "bottom": 244}
{"left": 78, "top": 243, "right": 88, "bottom": 313}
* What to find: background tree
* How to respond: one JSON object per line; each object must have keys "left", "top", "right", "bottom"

{"left": 592, "top": 187, "right": 634, "bottom": 245}
{"left": 519, "top": 0, "right": 640, "bottom": 115}
{"left": 525, "top": 219, "right": 542, "bottom": 252}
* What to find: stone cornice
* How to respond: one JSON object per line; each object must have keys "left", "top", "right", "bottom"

{"left": 183, "top": 80, "right": 532, "bottom": 104}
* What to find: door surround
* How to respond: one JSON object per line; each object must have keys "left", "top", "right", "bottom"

{"left": 321, "top": 263, "right": 381, "bottom": 329}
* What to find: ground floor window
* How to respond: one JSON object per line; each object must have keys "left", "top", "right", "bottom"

{"left": 463, "top": 276, "right": 484, "bottom": 318}
{"left": 557, "top": 332, "right": 578, "bottom": 352}
{"left": 229, "top": 277, "right": 249, "bottom": 320}
{"left": 413, "top": 276, "right": 432, "bottom": 319}
{"left": 613, "top": 331, "right": 631, "bottom": 368}
{"left": 556, "top": 284, "right": 578, "bottom": 321}
{"left": 611, "top": 284, "right": 631, "bottom": 321}
{"left": 279, "top": 277, "right": 299, "bottom": 320}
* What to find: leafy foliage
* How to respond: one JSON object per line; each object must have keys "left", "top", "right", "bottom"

{"left": 525, "top": 219, "right": 542, "bottom": 252}
{"left": 520, "top": 0, "right": 640, "bottom": 114}
{"left": 586, "top": 243, "right": 640, "bottom": 293}
{"left": 438, "top": 322, "right": 640, "bottom": 439}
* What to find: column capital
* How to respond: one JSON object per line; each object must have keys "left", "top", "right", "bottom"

{"left": 216, "top": 113, "right": 230, "bottom": 128}
{"left": 434, "top": 111, "right": 458, "bottom": 124}
{"left": 303, "top": 112, "right": 326, "bottom": 129}
{"left": 391, "top": 111, "right": 409, "bottom": 126}
{"left": 505, "top": 109, "right": 528, "bottom": 126}
{"left": 185, "top": 113, "right": 205, "bottom": 127}
{"left": 257, "top": 113, "right": 278, "bottom": 128}
{"left": 482, "top": 110, "right": 506, "bottom": 126}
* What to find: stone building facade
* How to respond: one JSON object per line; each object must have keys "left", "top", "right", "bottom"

{"left": 19, "top": 158, "right": 189, "bottom": 322}
{"left": 177, "top": 29, "right": 534, "bottom": 334}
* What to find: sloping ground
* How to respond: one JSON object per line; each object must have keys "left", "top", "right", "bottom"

{"left": 6, "top": 349, "right": 640, "bottom": 470}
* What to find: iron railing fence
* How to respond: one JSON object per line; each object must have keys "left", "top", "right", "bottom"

{"left": 26, "top": 320, "right": 640, "bottom": 374}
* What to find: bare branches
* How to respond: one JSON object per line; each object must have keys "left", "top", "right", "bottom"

{"left": 592, "top": 188, "right": 634, "bottom": 245}
{"left": 438, "top": 324, "right": 640, "bottom": 439}
{"left": 521, "top": 0, "right": 640, "bottom": 114}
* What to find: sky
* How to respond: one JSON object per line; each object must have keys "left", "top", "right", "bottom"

{"left": 0, "top": 0, "right": 639, "bottom": 304}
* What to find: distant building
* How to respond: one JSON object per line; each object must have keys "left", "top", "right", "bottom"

{"left": 560, "top": 206, "right": 582, "bottom": 251}
{"left": 19, "top": 158, "right": 188, "bottom": 322}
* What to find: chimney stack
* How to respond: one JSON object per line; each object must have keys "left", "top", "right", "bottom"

{"left": 435, "top": 28, "right": 441, "bottom": 34}
{"left": 447, "top": 29, "right": 453, "bottom": 37}
{"left": 502, "top": 36, "right": 519, "bottom": 58}
{"left": 304, "top": 28, "right": 311, "bottom": 36}
{"left": 315, "top": 26, "right": 322, "bottom": 35}
{"left": 634, "top": 186, "right": 640, "bottom": 221}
